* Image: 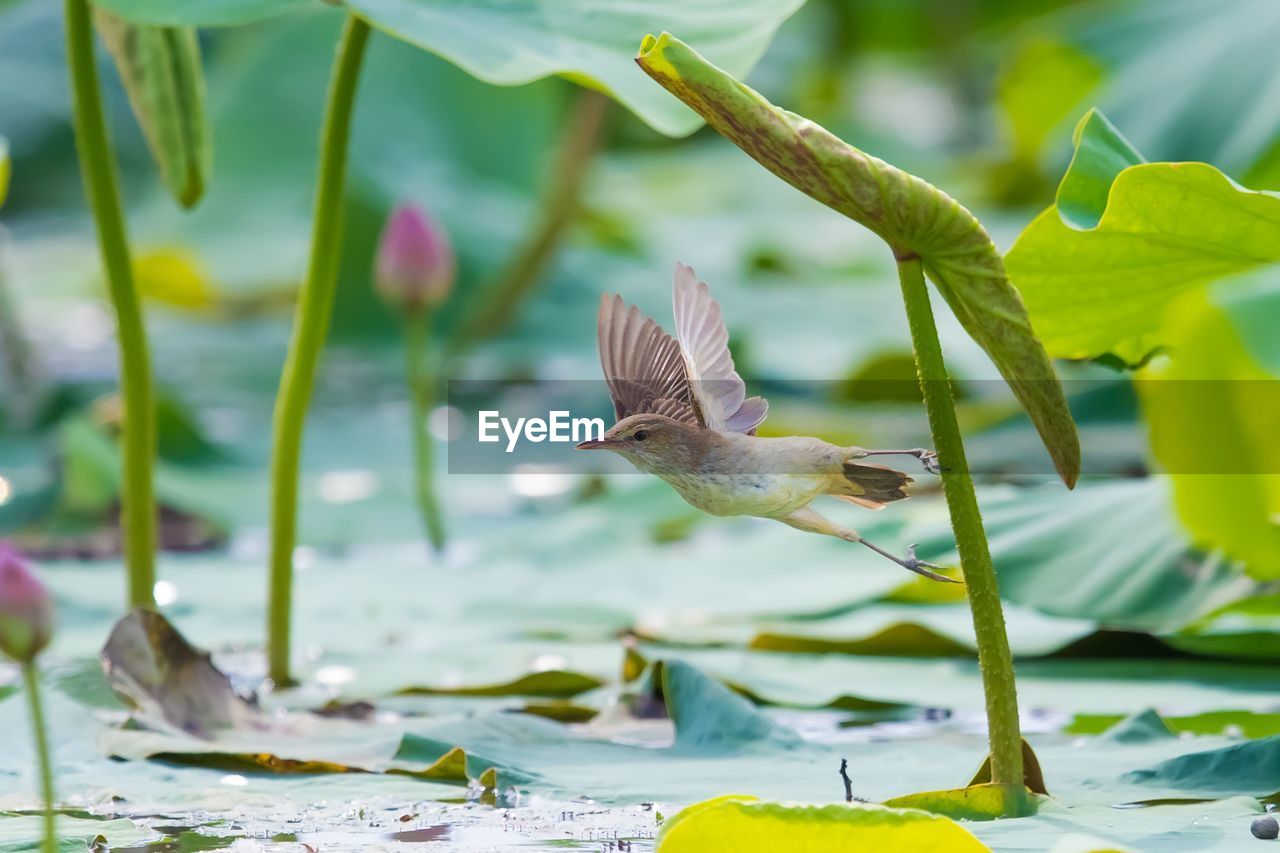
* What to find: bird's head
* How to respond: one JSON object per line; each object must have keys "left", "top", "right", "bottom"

{"left": 574, "top": 413, "right": 700, "bottom": 470}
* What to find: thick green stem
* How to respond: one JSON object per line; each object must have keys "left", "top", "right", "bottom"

{"left": 405, "top": 311, "right": 446, "bottom": 551}
{"left": 895, "top": 255, "right": 1024, "bottom": 791}
{"left": 64, "top": 0, "right": 156, "bottom": 609}
{"left": 22, "top": 663, "right": 56, "bottom": 853}
{"left": 450, "top": 89, "right": 609, "bottom": 351}
{"left": 267, "top": 15, "right": 370, "bottom": 686}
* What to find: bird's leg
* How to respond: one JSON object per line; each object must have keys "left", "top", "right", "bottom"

{"left": 858, "top": 448, "right": 941, "bottom": 474}
{"left": 857, "top": 539, "right": 960, "bottom": 584}
{"left": 778, "top": 506, "right": 961, "bottom": 584}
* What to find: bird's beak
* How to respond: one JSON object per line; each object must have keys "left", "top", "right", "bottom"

{"left": 575, "top": 437, "right": 613, "bottom": 450}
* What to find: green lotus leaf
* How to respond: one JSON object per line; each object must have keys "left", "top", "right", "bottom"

{"left": 656, "top": 796, "right": 991, "bottom": 853}
{"left": 1137, "top": 274, "right": 1280, "bottom": 579}
{"left": 88, "top": 0, "right": 307, "bottom": 26}
{"left": 1007, "top": 110, "right": 1280, "bottom": 365}
{"left": 93, "top": 11, "right": 211, "bottom": 208}
{"left": 87, "top": 0, "right": 802, "bottom": 137}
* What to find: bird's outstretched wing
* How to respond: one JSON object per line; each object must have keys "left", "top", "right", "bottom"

{"left": 597, "top": 294, "right": 699, "bottom": 425}
{"left": 671, "top": 263, "right": 768, "bottom": 434}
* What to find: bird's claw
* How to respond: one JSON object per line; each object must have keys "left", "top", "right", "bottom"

{"left": 899, "top": 544, "right": 962, "bottom": 584}
{"left": 916, "top": 450, "right": 942, "bottom": 475}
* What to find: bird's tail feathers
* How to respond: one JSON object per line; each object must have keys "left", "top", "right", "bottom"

{"left": 835, "top": 461, "right": 913, "bottom": 508}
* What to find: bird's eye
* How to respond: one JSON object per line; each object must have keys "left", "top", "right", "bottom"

{"left": 632, "top": 430, "right": 649, "bottom": 442}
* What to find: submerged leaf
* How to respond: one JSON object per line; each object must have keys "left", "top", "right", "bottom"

{"left": 93, "top": 10, "right": 210, "bottom": 208}
{"left": 656, "top": 796, "right": 990, "bottom": 852}
{"left": 636, "top": 32, "right": 1079, "bottom": 487}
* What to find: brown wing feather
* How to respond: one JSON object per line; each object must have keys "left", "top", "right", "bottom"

{"left": 598, "top": 294, "right": 700, "bottom": 425}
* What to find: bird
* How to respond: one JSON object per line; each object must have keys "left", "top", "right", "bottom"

{"left": 576, "top": 262, "right": 959, "bottom": 584}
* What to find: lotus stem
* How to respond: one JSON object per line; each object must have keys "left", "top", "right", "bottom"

{"left": 405, "top": 311, "right": 446, "bottom": 551}
{"left": 22, "top": 662, "right": 55, "bottom": 853}
{"left": 896, "top": 254, "right": 1024, "bottom": 794}
{"left": 64, "top": 0, "right": 156, "bottom": 609}
{"left": 267, "top": 14, "right": 371, "bottom": 686}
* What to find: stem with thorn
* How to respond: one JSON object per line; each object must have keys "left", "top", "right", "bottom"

{"left": 896, "top": 254, "right": 1024, "bottom": 796}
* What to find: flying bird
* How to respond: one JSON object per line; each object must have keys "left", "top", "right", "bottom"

{"left": 577, "top": 263, "right": 958, "bottom": 584}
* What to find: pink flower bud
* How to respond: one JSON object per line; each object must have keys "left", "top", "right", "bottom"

{"left": 0, "top": 543, "right": 53, "bottom": 662}
{"left": 374, "top": 203, "right": 455, "bottom": 312}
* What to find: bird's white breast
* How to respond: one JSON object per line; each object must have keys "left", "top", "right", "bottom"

{"left": 656, "top": 432, "right": 835, "bottom": 519}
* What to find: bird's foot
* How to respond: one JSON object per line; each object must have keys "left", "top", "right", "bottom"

{"left": 896, "top": 544, "right": 961, "bottom": 584}
{"left": 861, "top": 448, "right": 944, "bottom": 475}
{"left": 915, "top": 450, "right": 942, "bottom": 475}
{"left": 859, "top": 539, "right": 961, "bottom": 584}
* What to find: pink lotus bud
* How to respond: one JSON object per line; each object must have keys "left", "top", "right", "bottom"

{"left": 374, "top": 203, "right": 455, "bottom": 311}
{"left": 0, "top": 543, "right": 53, "bottom": 662}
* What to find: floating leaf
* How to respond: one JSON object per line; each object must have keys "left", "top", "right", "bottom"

{"left": 0, "top": 816, "right": 160, "bottom": 851}
{"left": 92, "top": 10, "right": 210, "bottom": 208}
{"left": 1100, "top": 709, "right": 1176, "bottom": 744}
{"left": 1007, "top": 110, "right": 1280, "bottom": 364}
{"left": 663, "top": 660, "right": 800, "bottom": 753}
{"left": 751, "top": 623, "right": 975, "bottom": 659}
{"left": 882, "top": 783, "right": 1033, "bottom": 822}
{"left": 636, "top": 32, "right": 1079, "bottom": 486}
{"left": 1122, "top": 735, "right": 1280, "bottom": 794}
{"left": 1168, "top": 593, "right": 1280, "bottom": 661}
{"left": 745, "top": 604, "right": 1097, "bottom": 660}
{"left": 397, "top": 669, "right": 603, "bottom": 699}
{"left": 1071, "top": 709, "right": 1280, "bottom": 740}
{"left": 656, "top": 796, "right": 990, "bottom": 853}
{"left": 908, "top": 479, "right": 1259, "bottom": 634}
